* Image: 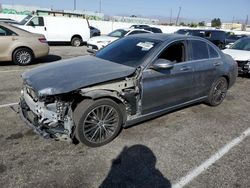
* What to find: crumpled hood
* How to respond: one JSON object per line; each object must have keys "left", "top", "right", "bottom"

{"left": 22, "top": 55, "right": 136, "bottom": 96}
{"left": 223, "top": 49, "right": 250, "bottom": 61}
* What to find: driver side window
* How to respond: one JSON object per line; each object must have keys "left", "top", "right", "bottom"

{"left": 158, "top": 41, "right": 186, "bottom": 63}
{"left": 27, "top": 17, "right": 44, "bottom": 26}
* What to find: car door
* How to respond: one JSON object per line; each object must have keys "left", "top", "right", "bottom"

{"left": 187, "top": 39, "right": 222, "bottom": 98}
{"left": 25, "top": 16, "right": 47, "bottom": 36}
{"left": 0, "top": 26, "right": 16, "bottom": 61}
{"left": 141, "top": 40, "right": 196, "bottom": 114}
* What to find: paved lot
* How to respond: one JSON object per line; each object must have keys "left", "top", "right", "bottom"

{"left": 0, "top": 45, "right": 249, "bottom": 188}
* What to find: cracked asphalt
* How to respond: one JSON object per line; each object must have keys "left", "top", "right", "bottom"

{"left": 0, "top": 45, "right": 249, "bottom": 188}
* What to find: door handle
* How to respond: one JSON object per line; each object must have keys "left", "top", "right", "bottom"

{"left": 44, "top": 27, "right": 47, "bottom": 31}
{"left": 180, "top": 66, "right": 191, "bottom": 71}
{"left": 213, "top": 62, "right": 221, "bottom": 66}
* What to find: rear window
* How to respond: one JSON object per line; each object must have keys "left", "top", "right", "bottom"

{"left": 0, "top": 26, "right": 16, "bottom": 36}
{"left": 108, "top": 29, "right": 129, "bottom": 38}
{"left": 190, "top": 40, "right": 209, "bottom": 60}
{"left": 208, "top": 45, "right": 219, "bottom": 58}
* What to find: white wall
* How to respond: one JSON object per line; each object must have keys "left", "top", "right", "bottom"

{"left": 1, "top": 13, "right": 250, "bottom": 35}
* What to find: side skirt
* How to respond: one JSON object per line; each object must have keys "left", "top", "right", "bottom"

{"left": 124, "top": 96, "right": 207, "bottom": 128}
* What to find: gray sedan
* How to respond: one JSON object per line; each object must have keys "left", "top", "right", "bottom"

{"left": 19, "top": 34, "right": 237, "bottom": 147}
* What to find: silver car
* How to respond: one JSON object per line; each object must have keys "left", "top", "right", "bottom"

{"left": 19, "top": 34, "right": 237, "bottom": 147}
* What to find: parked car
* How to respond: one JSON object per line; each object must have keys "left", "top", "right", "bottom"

{"left": 223, "top": 37, "right": 250, "bottom": 75}
{"left": 175, "top": 29, "right": 191, "bottom": 35}
{"left": 225, "top": 33, "right": 247, "bottom": 47}
{"left": 87, "top": 28, "right": 152, "bottom": 52}
{"left": 144, "top": 27, "right": 163, "bottom": 33}
{"left": 0, "top": 22, "right": 49, "bottom": 65}
{"left": 130, "top": 24, "right": 150, "bottom": 29}
{"left": 176, "top": 29, "right": 227, "bottom": 49}
{"left": 14, "top": 15, "right": 90, "bottom": 47}
{"left": 89, "top": 26, "right": 101, "bottom": 37}
{"left": 19, "top": 34, "right": 237, "bottom": 147}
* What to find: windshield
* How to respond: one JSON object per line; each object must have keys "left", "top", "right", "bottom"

{"left": 176, "top": 29, "right": 189, "bottom": 35}
{"left": 108, "top": 29, "right": 129, "bottom": 38}
{"left": 230, "top": 38, "right": 250, "bottom": 51}
{"left": 19, "top": 15, "right": 32, "bottom": 25}
{"left": 95, "top": 37, "right": 161, "bottom": 67}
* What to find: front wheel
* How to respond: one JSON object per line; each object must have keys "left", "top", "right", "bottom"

{"left": 206, "top": 77, "right": 228, "bottom": 106}
{"left": 73, "top": 99, "right": 123, "bottom": 147}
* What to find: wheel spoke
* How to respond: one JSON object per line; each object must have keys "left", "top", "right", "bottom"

{"left": 90, "top": 127, "right": 100, "bottom": 141}
{"left": 83, "top": 104, "right": 119, "bottom": 144}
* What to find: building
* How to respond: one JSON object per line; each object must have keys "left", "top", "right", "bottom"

{"left": 0, "top": 4, "right": 104, "bottom": 20}
{"left": 113, "top": 16, "right": 159, "bottom": 24}
{"left": 221, "top": 22, "right": 243, "bottom": 30}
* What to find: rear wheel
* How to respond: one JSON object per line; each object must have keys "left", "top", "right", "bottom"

{"left": 71, "top": 37, "right": 82, "bottom": 47}
{"left": 13, "top": 48, "right": 33, "bottom": 66}
{"left": 73, "top": 99, "right": 123, "bottom": 147}
{"left": 206, "top": 77, "right": 228, "bottom": 106}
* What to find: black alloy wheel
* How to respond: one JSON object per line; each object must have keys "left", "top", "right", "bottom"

{"left": 206, "top": 77, "right": 228, "bottom": 106}
{"left": 74, "top": 99, "right": 123, "bottom": 147}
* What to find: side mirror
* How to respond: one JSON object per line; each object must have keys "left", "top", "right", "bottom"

{"left": 151, "top": 59, "right": 174, "bottom": 70}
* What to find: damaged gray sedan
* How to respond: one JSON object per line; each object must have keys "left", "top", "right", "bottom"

{"left": 19, "top": 34, "right": 237, "bottom": 147}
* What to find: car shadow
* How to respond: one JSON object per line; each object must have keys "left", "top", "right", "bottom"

{"left": 48, "top": 42, "right": 87, "bottom": 46}
{"left": 99, "top": 144, "right": 171, "bottom": 188}
{"left": 0, "top": 54, "right": 62, "bottom": 67}
{"left": 34, "top": 54, "right": 62, "bottom": 64}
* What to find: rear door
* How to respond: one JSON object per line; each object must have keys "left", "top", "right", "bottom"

{"left": 141, "top": 40, "right": 197, "bottom": 114}
{"left": 0, "top": 26, "right": 17, "bottom": 61}
{"left": 188, "top": 39, "right": 221, "bottom": 97}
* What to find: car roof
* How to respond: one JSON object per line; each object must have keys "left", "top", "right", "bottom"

{"left": 126, "top": 33, "right": 204, "bottom": 42}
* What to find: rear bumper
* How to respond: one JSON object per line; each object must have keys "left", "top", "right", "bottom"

{"left": 33, "top": 44, "right": 50, "bottom": 59}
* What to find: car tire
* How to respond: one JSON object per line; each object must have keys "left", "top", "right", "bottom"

{"left": 71, "top": 37, "right": 82, "bottom": 47}
{"left": 206, "top": 77, "right": 228, "bottom": 106}
{"left": 218, "top": 43, "right": 225, "bottom": 49}
{"left": 13, "top": 48, "right": 33, "bottom": 66}
{"left": 73, "top": 99, "right": 123, "bottom": 147}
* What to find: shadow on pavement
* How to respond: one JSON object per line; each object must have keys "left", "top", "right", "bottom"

{"left": 0, "top": 54, "right": 62, "bottom": 67}
{"left": 35, "top": 54, "right": 62, "bottom": 64}
{"left": 100, "top": 144, "right": 171, "bottom": 188}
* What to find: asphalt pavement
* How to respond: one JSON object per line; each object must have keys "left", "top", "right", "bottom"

{"left": 0, "top": 45, "right": 249, "bottom": 188}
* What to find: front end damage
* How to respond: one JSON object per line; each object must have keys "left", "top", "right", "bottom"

{"left": 19, "top": 70, "right": 141, "bottom": 142}
{"left": 20, "top": 85, "right": 74, "bottom": 142}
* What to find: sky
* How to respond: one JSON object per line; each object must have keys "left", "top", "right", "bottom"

{"left": 1, "top": 0, "right": 250, "bottom": 22}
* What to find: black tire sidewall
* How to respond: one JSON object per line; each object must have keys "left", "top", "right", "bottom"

{"left": 207, "top": 77, "right": 228, "bottom": 106}
{"left": 75, "top": 99, "right": 123, "bottom": 147}
{"left": 71, "top": 37, "right": 82, "bottom": 47}
{"left": 13, "top": 48, "right": 33, "bottom": 66}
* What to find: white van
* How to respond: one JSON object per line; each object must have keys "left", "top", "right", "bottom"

{"left": 15, "top": 15, "right": 90, "bottom": 46}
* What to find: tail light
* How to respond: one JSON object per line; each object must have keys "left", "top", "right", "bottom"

{"left": 39, "top": 37, "right": 48, "bottom": 43}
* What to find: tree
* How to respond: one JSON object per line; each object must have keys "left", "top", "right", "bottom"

{"left": 198, "top": 21, "right": 205, "bottom": 27}
{"left": 211, "top": 18, "right": 222, "bottom": 28}
{"left": 180, "top": 22, "right": 186, "bottom": 26}
{"left": 189, "top": 22, "right": 198, "bottom": 28}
